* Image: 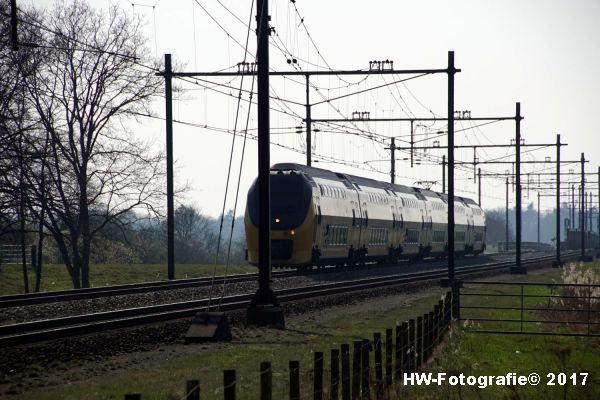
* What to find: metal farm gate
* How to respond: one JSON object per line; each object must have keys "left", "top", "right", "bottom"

{"left": 455, "top": 280, "right": 600, "bottom": 337}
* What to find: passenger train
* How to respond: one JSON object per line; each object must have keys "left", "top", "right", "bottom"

{"left": 244, "top": 163, "right": 486, "bottom": 268}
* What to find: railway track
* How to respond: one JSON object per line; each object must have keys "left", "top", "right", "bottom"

{"left": 0, "top": 272, "right": 265, "bottom": 308}
{"left": 0, "top": 251, "right": 532, "bottom": 308}
{"left": 0, "top": 252, "right": 575, "bottom": 348}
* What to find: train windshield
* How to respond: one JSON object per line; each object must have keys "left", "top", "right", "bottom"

{"left": 247, "top": 171, "right": 312, "bottom": 229}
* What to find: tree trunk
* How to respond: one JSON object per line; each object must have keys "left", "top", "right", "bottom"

{"left": 34, "top": 218, "right": 44, "bottom": 293}
{"left": 19, "top": 139, "right": 29, "bottom": 294}
{"left": 79, "top": 162, "right": 91, "bottom": 288}
{"left": 70, "top": 239, "right": 82, "bottom": 289}
{"left": 81, "top": 252, "right": 90, "bottom": 288}
{"left": 71, "top": 254, "right": 81, "bottom": 289}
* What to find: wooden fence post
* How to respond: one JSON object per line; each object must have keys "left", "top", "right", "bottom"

{"left": 428, "top": 311, "right": 435, "bottom": 358}
{"left": 433, "top": 304, "right": 440, "bottom": 344}
{"left": 452, "top": 282, "right": 461, "bottom": 320}
{"left": 314, "top": 352, "right": 324, "bottom": 400}
{"left": 361, "top": 339, "right": 370, "bottom": 399}
{"left": 352, "top": 340, "right": 361, "bottom": 400}
{"left": 385, "top": 328, "right": 393, "bottom": 387}
{"left": 408, "top": 319, "right": 415, "bottom": 372}
{"left": 289, "top": 361, "right": 300, "bottom": 400}
{"left": 260, "top": 362, "right": 272, "bottom": 400}
{"left": 341, "top": 344, "right": 351, "bottom": 400}
{"left": 400, "top": 321, "right": 408, "bottom": 376}
{"left": 374, "top": 333, "right": 383, "bottom": 400}
{"left": 186, "top": 380, "right": 200, "bottom": 400}
{"left": 395, "top": 324, "right": 401, "bottom": 381}
{"left": 423, "top": 314, "right": 430, "bottom": 363}
{"left": 437, "top": 300, "right": 444, "bottom": 341}
{"left": 445, "top": 291, "right": 452, "bottom": 326}
{"left": 224, "top": 370, "right": 236, "bottom": 400}
{"left": 416, "top": 316, "right": 423, "bottom": 369}
{"left": 331, "top": 349, "right": 340, "bottom": 400}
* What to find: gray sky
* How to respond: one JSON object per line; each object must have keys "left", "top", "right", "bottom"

{"left": 32, "top": 0, "right": 600, "bottom": 216}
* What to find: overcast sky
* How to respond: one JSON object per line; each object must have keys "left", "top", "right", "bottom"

{"left": 32, "top": 0, "right": 600, "bottom": 216}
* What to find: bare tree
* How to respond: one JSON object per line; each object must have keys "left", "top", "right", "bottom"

{"left": 22, "top": 0, "right": 165, "bottom": 288}
{"left": 0, "top": 1, "right": 45, "bottom": 292}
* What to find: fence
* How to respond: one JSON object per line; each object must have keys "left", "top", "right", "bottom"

{"left": 0, "top": 244, "right": 36, "bottom": 267}
{"left": 457, "top": 280, "right": 600, "bottom": 337}
{"left": 124, "top": 291, "right": 454, "bottom": 399}
{"left": 496, "top": 241, "right": 554, "bottom": 252}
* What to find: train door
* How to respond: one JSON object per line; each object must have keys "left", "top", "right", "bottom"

{"left": 314, "top": 199, "right": 324, "bottom": 249}
{"left": 419, "top": 208, "right": 426, "bottom": 251}
{"left": 359, "top": 202, "right": 368, "bottom": 248}
{"left": 349, "top": 200, "right": 360, "bottom": 249}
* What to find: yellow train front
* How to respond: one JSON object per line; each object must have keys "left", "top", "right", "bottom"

{"left": 245, "top": 163, "right": 486, "bottom": 269}
{"left": 245, "top": 166, "right": 317, "bottom": 267}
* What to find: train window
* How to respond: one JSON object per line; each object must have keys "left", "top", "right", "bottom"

{"left": 433, "top": 230, "right": 445, "bottom": 243}
{"left": 365, "top": 211, "right": 369, "bottom": 226}
{"left": 317, "top": 205, "right": 322, "bottom": 224}
{"left": 400, "top": 213, "right": 404, "bottom": 228}
{"left": 405, "top": 229, "right": 419, "bottom": 244}
{"left": 320, "top": 185, "right": 324, "bottom": 196}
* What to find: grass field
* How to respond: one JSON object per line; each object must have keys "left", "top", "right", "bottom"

{"left": 0, "top": 263, "right": 256, "bottom": 295}
{"left": 6, "top": 263, "right": 600, "bottom": 399}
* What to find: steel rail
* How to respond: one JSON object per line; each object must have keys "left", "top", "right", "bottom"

{"left": 0, "top": 252, "right": 576, "bottom": 348}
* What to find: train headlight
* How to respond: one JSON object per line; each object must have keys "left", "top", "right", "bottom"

{"left": 290, "top": 229, "right": 296, "bottom": 236}
{"left": 275, "top": 218, "right": 280, "bottom": 223}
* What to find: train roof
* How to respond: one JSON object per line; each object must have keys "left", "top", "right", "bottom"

{"left": 271, "top": 163, "right": 481, "bottom": 208}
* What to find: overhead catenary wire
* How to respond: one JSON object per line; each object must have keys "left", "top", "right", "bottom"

{"left": 206, "top": 0, "right": 255, "bottom": 312}
{"left": 219, "top": 73, "right": 256, "bottom": 309}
